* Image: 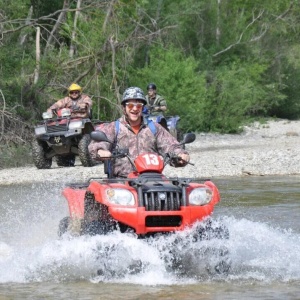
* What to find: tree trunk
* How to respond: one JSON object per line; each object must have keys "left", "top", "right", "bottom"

{"left": 109, "top": 35, "right": 121, "bottom": 105}
{"left": 44, "top": 0, "right": 70, "bottom": 55}
{"left": 102, "top": 0, "right": 115, "bottom": 32}
{"left": 19, "top": 6, "right": 33, "bottom": 45}
{"left": 34, "top": 26, "right": 40, "bottom": 84}
{"left": 216, "top": 0, "right": 221, "bottom": 46}
{"left": 69, "top": 0, "right": 81, "bottom": 58}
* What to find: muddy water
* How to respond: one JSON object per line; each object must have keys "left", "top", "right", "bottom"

{"left": 0, "top": 176, "right": 299, "bottom": 299}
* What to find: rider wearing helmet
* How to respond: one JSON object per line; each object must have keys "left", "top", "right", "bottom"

{"left": 145, "top": 83, "right": 167, "bottom": 116}
{"left": 47, "top": 83, "right": 92, "bottom": 118}
{"left": 88, "top": 86, "right": 189, "bottom": 177}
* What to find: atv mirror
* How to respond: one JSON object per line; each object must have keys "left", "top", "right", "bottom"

{"left": 90, "top": 131, "right": 112, "bottom": 143}
{"left": 182, "top": 133, "right": 196, "bottom": 144}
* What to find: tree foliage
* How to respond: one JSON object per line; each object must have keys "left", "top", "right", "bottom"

{"left": 1, "top": 0, "right": 300, "bottom": 149}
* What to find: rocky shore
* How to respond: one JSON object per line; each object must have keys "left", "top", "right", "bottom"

{"left": 0, "top": 119, "right": 299, "bottom": 185}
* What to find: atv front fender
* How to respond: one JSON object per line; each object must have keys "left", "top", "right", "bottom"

{"left": 62, "top": 187, "right": 86, "bottom": 219}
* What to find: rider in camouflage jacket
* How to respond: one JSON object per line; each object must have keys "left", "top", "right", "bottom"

{"left": 47, "top": 83, "right": 92, "bottom": 118}
{"left": 88, "top": 87, "right": 189, "bottom": 177}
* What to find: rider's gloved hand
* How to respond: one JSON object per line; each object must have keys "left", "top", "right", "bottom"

{"left": 177, "top": 153, "right": 190, "bottom": 167}
{"left": 97, "top": 149, "right": 112, "bottom": 160}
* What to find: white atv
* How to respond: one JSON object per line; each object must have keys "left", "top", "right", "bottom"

{"left": 31, "top": 108, "right": 98, "bottom": 169}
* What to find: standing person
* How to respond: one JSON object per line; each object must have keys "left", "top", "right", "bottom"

{"left": 47, "top": 83, "right": 92, "bottom": 118}
{"left": 88, "top": 87, "right": 189, "bottom": 177}
{"left": 145, "top": 83, "right": 167, "bottom": 115}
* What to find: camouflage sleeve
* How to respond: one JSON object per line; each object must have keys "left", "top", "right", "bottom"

{"left": 48, "top": 98, "right": 67, "bottom": 111}
{"left": 88, "top": 121, "right": 116, "bottom": 160}
{"left": 155, "top": 124, "right": 188, "bottom": 156}
{"left": 82, "top": 95, "right": 92, "bottom": 107}
{"left": 75, "top": 95, "right": 92, "bottom": 112}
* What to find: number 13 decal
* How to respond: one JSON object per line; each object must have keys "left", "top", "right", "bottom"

{"left": 142, "top": 154, "right": 159, "bottom": 165}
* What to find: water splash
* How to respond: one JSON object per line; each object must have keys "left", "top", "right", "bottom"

{"left": 0, "top": 183, "right": 299, "bottom": 284}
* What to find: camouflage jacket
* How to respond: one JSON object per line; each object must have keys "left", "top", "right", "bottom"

{"left": 48, "top": 94, "right": 92, "bottom": 118}
{"left": 88, "top": 116, "right": 188, "bottom": 177}
{"left": 145, "top": 94, "right": 167, "bottom": 116}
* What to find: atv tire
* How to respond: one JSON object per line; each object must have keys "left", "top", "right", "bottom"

{"left": 58, "top": 216, "right": 71, "bottom": 236}
{"left": 82, "top": 220, "right": 107, "bottom": 236}
{"left": 31, "top": 139, "right": 52, "bottom": 169}
{"left": 56, "top": 154, "right": 75, "bottom": 167}
{"left": 78, "top": 134, "right": 95, "bottom": 167}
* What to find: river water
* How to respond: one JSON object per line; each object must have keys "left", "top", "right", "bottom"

{"left": 0, "top": 176, "right": 299, "bottom": 299}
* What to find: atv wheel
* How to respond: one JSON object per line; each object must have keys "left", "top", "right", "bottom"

{"left": 82, "top": 192, "right": 116, "bottom": 235}
{"left": 56, "top": 154, "right": 75, "bottom": 167}
{"left": 58, "top": 217, "right": 71, "bottom": 236}
{"left": 82, "top": 220, "right": 107, "bottom": 236}
{"left": 78, "top": 134, "right": 95, "bottom": 167}
{"left": 31, "top": 139, "right": 52, "bottom": 169}
{"left": 194, "top": 220, "right": 230, "bottom": 241}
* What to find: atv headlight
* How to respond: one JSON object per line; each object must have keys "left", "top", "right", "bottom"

{"left": 189, "top": 188, "right": 213, "bottom": 206}
{"left": 106, "top": 188, "right": 135, "bottom": 206}
{"left": 61, "top": 108, "right": 71, "bottom": 117}
{"left": 42, "top": 111, "right": 53, "bottom": 119}
{"left": 34, "top": 126, "right": 46, "bottom": 135}
{"left": 69, "top": 120, "right": 83, "bottom": 129}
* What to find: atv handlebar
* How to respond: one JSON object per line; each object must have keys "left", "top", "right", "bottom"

{"left": 90, "top": 130, "right": 196, "bottom": 169}
{"left": 164, "top": 152, "right": 194, "bottom": 167}
{"left": 111, "top": 148, "right": 129, "bottom": 158}
{"left": 143, "top": 105, "right": 164, "bottom": 114}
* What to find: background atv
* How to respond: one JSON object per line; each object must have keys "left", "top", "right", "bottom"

{"left": 143, "top": 106, "right": 183, "bottom": 143}
{"left": 31, "top": 108, "right": 97, "bottom": 169}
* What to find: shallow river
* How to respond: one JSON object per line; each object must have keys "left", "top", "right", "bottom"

{"left": 0, "top": 175, "right": 299, "bottom": 299}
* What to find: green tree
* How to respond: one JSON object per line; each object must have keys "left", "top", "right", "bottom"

{"left": 128, "top": 46, "right": 208, "bottom": 131}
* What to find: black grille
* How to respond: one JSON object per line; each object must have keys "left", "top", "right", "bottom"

{"left": 146, "top": 216, "right": 182, "bottom": 227}
{"left": 46, "top": 124, "right": 68, "bottom": 133}
{"left": 143, "top": 190, "right": 182, "bottom": 211}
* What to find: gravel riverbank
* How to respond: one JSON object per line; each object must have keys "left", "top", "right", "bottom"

{"left": 0, "top": 119, "right": 299, "bottom": 185}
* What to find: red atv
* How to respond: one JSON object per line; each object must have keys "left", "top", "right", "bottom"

{"left": 31, "top": 108, "right": 98, "bottom": 169}
{"left": 58, "top": 131, "right": 228, "bottom": 241}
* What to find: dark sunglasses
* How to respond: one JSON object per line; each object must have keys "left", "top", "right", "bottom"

{"left": 70, "top": 91, "right": 79, "bottom": 94}
{"left": 125, "top": 102, "right": 144, "bottom": 110}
